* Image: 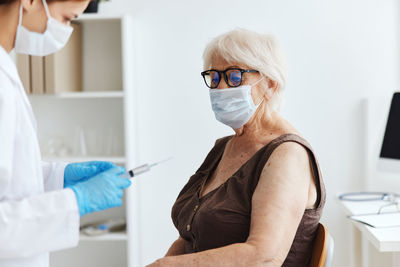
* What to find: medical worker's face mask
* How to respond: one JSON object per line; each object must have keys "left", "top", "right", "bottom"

{"left": 14, "top": 0, "right": 73, "bottom": 56}
{"left": 209, "top": 77, "right": 265, "bottom": 129}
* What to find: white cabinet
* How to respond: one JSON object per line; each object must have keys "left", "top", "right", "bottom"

{"left": 28, "top": 14, "right": 140, "bottom": 267}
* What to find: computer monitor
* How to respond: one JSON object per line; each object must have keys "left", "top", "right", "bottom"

{"left": 378, "top": 92, "right": 400, "bottom": 172}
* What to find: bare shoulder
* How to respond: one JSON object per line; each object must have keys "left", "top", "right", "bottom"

{"left": 266, "top": 141, "right": 310, "bottom": 170}
{"left": 256, "top": 140, "right": 314, "bottom": 198}
{"left": 256, "top": 140, "right": 317, "bottom": 209}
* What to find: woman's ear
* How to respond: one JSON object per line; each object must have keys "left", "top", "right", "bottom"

{"left": 268, "top": 79, "right": 279, "bottom": 93}
{"left": 264, "top": 78, "right": 278, "bottom": 100}
{"left": 20, "top": 0, "right": 47, "bottom": 33}
{"left": 20, "top": 0, "right": 36, "bottom": 12}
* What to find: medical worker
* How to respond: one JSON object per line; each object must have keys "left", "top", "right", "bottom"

{"left": 0, "top": 0, "right": 132, "bottom": 266}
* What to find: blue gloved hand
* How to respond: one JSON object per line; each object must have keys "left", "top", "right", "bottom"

{"left": 64, "top": 161, "right": 116, "bottom": 188}
{"left": 67, "top": 166, "right": 131, "bottom": 216}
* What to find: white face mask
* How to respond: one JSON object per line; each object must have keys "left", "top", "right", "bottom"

{"left": 209, "top": 78, "right": 264, "bottom": 129}
{"left": 14, "top": 0, "right": 73, "bottom": 56}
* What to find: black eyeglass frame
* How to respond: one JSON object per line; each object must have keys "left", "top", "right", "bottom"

{"left": 200, "top": 68, "right": 260, "bottom": 89}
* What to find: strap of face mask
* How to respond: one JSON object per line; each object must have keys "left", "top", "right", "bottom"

{"left": 18, "top": 1, "right": 23, "bottom": 26}
{"left": 251, "top": 76, "right": 265, "bottom": 87}
{"left": 41, "top": 0, "right": 51, "bottom": 19}
{"left": 251, "top": 76, "right": 267, "bottom": 104}
{"left": 18, "top": 0, "right": 51, "bottom": 27}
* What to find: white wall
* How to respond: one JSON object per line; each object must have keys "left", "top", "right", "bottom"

{"left": 99, "top": 1, "right": 400, "bottom": 266}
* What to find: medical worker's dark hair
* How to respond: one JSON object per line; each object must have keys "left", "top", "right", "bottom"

{"left": 0, "top": 0, "right": 90, "bottom": 5}
{"left": 0, "top": 0, "right": 15, "bottom": 4}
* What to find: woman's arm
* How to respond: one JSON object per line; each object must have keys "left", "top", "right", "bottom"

{"left": 165, "top": 237, "right": 187, "bottom": 256}
{"left": 147, "top": 142, "right": 315, "bottom": 267}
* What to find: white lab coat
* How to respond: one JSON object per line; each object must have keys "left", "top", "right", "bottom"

{"left": 0, "top": 46, "right": 80, "bottom": 267}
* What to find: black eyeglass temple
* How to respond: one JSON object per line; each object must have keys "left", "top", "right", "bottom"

{"left": 201, "top": 69, "right": 258, "bottom": 75}
{"left": 243, "top": 70, "right": 259, "bottom": 73}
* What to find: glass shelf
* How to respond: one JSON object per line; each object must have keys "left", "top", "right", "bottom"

{"left": 76, "top": 14, "right": 125, "bottom": 22}
{"left": 79, "top": 232, "right": 127, "bottom": 242}
{"left": 28, "top": 91, "right": 124, "bottom": 99}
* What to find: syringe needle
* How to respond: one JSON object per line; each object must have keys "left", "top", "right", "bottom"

{"left": 149, "top": 156, "right": 173, "bottom": 168}
{"left": 120, "top": 157, "right": 173, "bottom": 179}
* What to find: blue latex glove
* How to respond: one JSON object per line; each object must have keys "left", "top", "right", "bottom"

{"left": 67, "top": 166, "right": 131, "bottom": 216}
{"left": 64, "top": 161, "right": 116, "bottom": 188}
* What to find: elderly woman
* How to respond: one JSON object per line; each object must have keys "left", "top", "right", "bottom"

{"left": 148, "top": 28, "right": 326, "bottom": 267}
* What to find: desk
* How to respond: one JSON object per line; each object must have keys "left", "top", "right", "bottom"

{"left": 338, "top": 199, "right": 400, "bottom": 267}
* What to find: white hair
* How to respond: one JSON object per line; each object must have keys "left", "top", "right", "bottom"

{"left": 202, "top": 28, "right": 287, "bottom": 112}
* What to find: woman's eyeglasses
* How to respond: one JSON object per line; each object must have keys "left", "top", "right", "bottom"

{"left": 201, "top": 68, "right": 259, "bottom": 89}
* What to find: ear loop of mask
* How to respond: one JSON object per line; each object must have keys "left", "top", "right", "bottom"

{"left": 251, "top": 76, "right": 266, "bottom": 108}
{"left": 41, "top": 0, "right": 51, "bottom": 19}
{"left": 260, "top": 77, "right": 277, "bottom": 103}
{"left": 18, "top": 1, "right": 23, "bottom": 26}
{"left": 258, "top": 78, "right": 278, "bottom": 112}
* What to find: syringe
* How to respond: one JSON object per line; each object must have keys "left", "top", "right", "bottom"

{"left": 120, "top": 157, "right": 173, "bottom": 179}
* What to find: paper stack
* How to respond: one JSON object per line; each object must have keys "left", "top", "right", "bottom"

{"left": 350, "top": 212, "right": 400, "bottom": 228}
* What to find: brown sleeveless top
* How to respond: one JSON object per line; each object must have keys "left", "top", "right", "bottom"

{"left": 171, "top": 134, "right": 326, "bottom": 266}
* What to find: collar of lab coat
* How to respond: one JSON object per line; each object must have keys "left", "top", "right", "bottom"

{"left": 0, "top": 45, "right": 22, "bottom": 87}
